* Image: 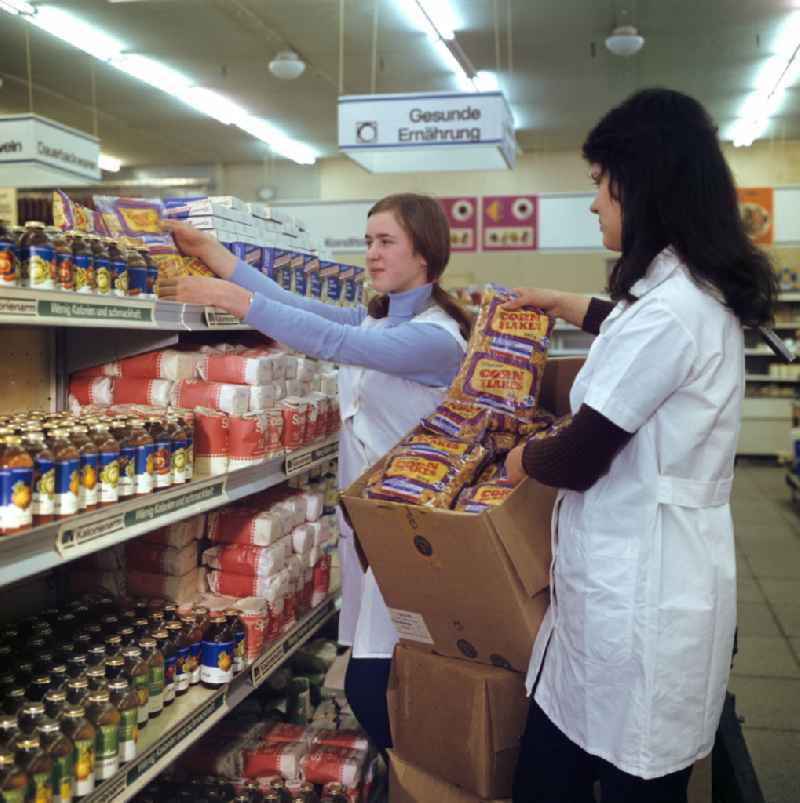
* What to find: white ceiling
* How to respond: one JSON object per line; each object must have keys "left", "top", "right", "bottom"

{"left": 0, "top": 0, "right": 798, "bottom": 169}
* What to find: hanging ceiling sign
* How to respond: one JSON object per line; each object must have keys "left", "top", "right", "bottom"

{"left": 482, "top": 194, "right": 538, "bottom": 250}
{"left": 0, "top": 114, "right": 101, "bottom": 188}
{"left": 439, "top": 196, "right": 478, "bottom": 252}
{"left": 338, "top": 91, "right": 515, "bottom": 173}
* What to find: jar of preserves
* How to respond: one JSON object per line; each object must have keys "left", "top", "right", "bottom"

{"left": 0, "top": 220, "right": 17, "bottom": 287}
{"left": 151, "top": 631, "right": 175, "bottom": 706}
{"left": 129, "top": 422, "right": 154, "bottom": 496}
{"left": 0, "top": 716, "right": 18, "bottom": 751}
{"left": 70, "top": 427, "right": 98, "bottom": 511}
{"left": 0, "top": 434, "right": 33, "bottom": 534}
{"left": 14, "top": 736, "right": 52, "bottom": 803}
{"left": 124, "top": 243, "right": 148, "bottom": 298}
{"left": 137, "top": 639, "right": 163, "bottom": 720}
{"left": 105, "top": 239, "right": 127, "bottom": 299}
{"left": 49, "top": 430, "right": 80, "bottom": 518}
{"left": 165, "top": 418, "right": 188, "bottom": 486}
{"left": 164, "top": 622, "right": 189, "bottom": 697}
{"left": 200, "top": 614, "right": 233, "bottom": 689}
{"left": 60, "top": 705, "right": 95, "bottom": 798}
{"left": 88, "top": 236, "right": 111, "bottom": 297}
{"left": 89, "top": 424, "right": 119, "bottom": 507}
{"left": 179, "top": 616, "right": 203, "bottom": 687}
{"left": 224, "top": 610, "right": 245, "bottom": 675}
{"left": 20, "top": 222, "right": 54, "bottom": 290}
{"left": 23, "top": 431, "right": 55, "bottom": 524}
{"left": 107, "top": 679, "right": 137, "bottom": 764}
{"left": 37, "top": 718, "right": 74, "bottom": 803}
{"left": 146, "top": 418, "right": 172, "bottom": 491}
{"left": 68, "top": 232, "right": 94, "bottom": 295}
{"left": 138, "top": 246, "right": 158, "bottom": 299}
{"left": 115, "top": 422, "right": 136, "bottom": 500}
{"left": 51, "top": 229, "right": 73, "bottom": 292}
{"left": 43, "top": 690, "right": 66, "bottom": 722}
{"left": 84, "top": 689, "right": 119, "bottom": 781}
{"left": 119, "top": 648, "right": 149, "bottom": 730}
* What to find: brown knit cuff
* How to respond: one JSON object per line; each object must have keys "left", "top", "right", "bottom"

{"left": 582, "top": 298, "right": 616, "bottom": 335}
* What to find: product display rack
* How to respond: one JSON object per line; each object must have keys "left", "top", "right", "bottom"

{"left": 0, "top": 433, "right": 338, "bottom": 589}
{"left": 0, "top": 287, "right": 250, "bottom": 331}
{"left": 79, "top": 590, "right": 342, "bottom": 803}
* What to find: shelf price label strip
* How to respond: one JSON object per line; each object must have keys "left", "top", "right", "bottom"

{"left": 0, "top": 294, "right": 155, "bottom": 325}
{"left": 285, "top": 437, "right": 339, "bottom": 477}
{"left": 56, "top": 479, "right": 227, "bottom": 555}
{"left": 203, "top": 306, "right": 247, "bottom": 329}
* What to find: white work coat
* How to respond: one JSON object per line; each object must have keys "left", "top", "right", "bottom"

{"left": 336, "top": 306, "right": 466, "bottom": 651}
{"left": 526, "top": 248, "right": 742, "bottom": 779}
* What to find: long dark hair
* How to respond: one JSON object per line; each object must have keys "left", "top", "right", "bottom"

{"left": 582, "top": 88, "right": 777, "bottom": 327}
{"left": 366, "top": 193, "right": 473, "bottom": 340}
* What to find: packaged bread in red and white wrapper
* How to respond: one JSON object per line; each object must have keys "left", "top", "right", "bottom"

{"left": 305, "top": 393, "right": 329, "bottom": 441}
{"left": 280, "top": 397, "right": 309, "bottom": 450}
{"left": 300, "top": 491, "right": 324, "bottom": 522}
{"left": 242, "top": 740, "right": 307, "bottom": 780}
{"left": 143, "top": 515, "right": 204, "bottom": 549}
{"left": 228, "top": 413, "right": 267, "bottom": 470}
{"left": 127, "top": 567, "right": 200, "bottom": 603}
{"left": 126, "top": 540, "right": 198, "bottom": 576}
{"left": 202, "top": 543, "right": 286, "bottom": 578}
{"left": 264, "top": 409, "right": 284, "bottom": 457}
{"left": 198, "top": 352, "right": 276, "bottom": 386}
{"left": 111, "top": 377, "right": 173, "bottom": 407}
{"left": 326, "top": 396, "right": 340, "bottom": 437}
{"left": 312, "top": 553, "right": 332, "bottom": 607}
{"left": 232, "top": 596, "right": 267, "bottom": 662}
{"left": 277, "top": 494, "right": 308, "bottom": 528}
{"left": 299, "top": 746, "right": 366, "bottom": 787}
{"left": 300, "top": 395, "right": 321, "bottom": 443}
{"left": 69, "top": 376, "right": 113, "bottom": 408}
{"left": 208, "top": 506, "right": 286, "bottom": 547}
{"left": 283, "top": 355, "right": 299, "bottom": 380}
{"left": 105, "top": 349, "right": 202, "bottom": 381}
{"left": 171, "top": 379, "right": 250, "bottom": 416}
{"left": 248, "top": 383, "right": 285, "bottom": 412}
{"left": 305, "top": 522, "right": 325, "bottom": 548}
{"left": 194, "top": 408, "right": 229, "bottom": 475}
{"left": 289, "top": 524, "right": 315, "bottom": 555}
{"left": 262, "top": 723, "right": 310, "bottom": 746}
{"left": 311, "top": 728, "right": 370, "bottom": 753}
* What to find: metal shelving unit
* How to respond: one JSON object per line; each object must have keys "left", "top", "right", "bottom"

{"left": 0, "top": 287, "right": 250, "bottom": 331}
{"left": 82, "top": 591, "right": 342, "bottom": 803}
{"left": 0, "top": 434, "right": 338, "bottom": 589}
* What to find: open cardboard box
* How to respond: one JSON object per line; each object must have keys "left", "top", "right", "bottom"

{"left": 340, "top": 358, "right": 583, "bottom": 673}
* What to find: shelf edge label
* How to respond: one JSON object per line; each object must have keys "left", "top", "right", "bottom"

{"left": 204, "top": 306, "right": 244, "bottom": 328}
{"left": 38, "top": 299, "right": 154, "bottom": 323}
{"left": 58, "top": 513, "right": 126, "bottom": 553}
{"left": 123, "top": 481, "right": 226, "bottom": 526}
{"left": 285, "top": 438, "right": 338, "bottom": 476}
{"left": 0, "top": 296, "right": 38, "bottom": 316}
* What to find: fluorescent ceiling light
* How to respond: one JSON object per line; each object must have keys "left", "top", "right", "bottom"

{"left": 730, "top": 10, "right": 800, "bottom": 147}
{"left": 178, "top": 87, "right": 248, "bottom": 125}
{"left": 99, "top": 154, "right": 121, "bottom": 172}
{"left": 416, "top": 1, "right": 457, "bottom": 40}
{"left": 474, "top": 71, "right": 499, "bottom": 91}
{"left": 433, "top": 39, "right": 472, "bottom": 91}
{"left": 111, "top": 53, "right": 192, "bottom": 95}
{"left": 237, "top": 116, "right": 317, "bottom": 164}
{"left": 29, "top": 5, "right": 124, "bottom": 62}
{"left": 0, "top": 0, "right": 34, "bottom": 14}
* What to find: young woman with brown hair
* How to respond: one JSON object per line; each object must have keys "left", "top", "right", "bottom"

{"left": 161, "top": 193, "right": 471, "bottom": 755}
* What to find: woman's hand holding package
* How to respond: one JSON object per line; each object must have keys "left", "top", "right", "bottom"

{"left": 505, "top": 287, "right": 591, "bottom": 329}
{"left": 159, "top": 275, "right": 253, "bottom": 319}
{"left": 162, "top": 219, "right": 237, "bottom": 279}
{"left": 505, "top": 442, "right": 528, "bottom": 485}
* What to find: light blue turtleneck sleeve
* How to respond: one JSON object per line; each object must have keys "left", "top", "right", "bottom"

{"left": 233, "top": 261, "right": 464, "bottom": 388}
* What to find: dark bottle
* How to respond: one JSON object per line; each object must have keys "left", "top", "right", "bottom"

{"left": 151, "top": 631, "right": 175, "bottom": 706}
{"left": 69, "top": 232, "right": 95, "bottom": 295}
{"left": 148, "top": 611, "right": 165, "bottom": 632}
{"left": 20, "top": 221, "right": 54, "bottom": 290}
{"left": 224, "top": 610, "right": 245, "bottom": 675}
{"left": 43, "top": 690, "right": 67, "bottom": 722}
{"left": 137, "top": 639, "right": 163, "bottom": 720}
{"left": 107, "top": 679, "right": 138, "bottom": 764}
{"left": 66, "top": 655, "right": 87, "bottom": 682}
{"left": 120, "top": 648, "right": 149, "bottom": 730}
{"left": 2, "top": 689, "right": 25, "bottom": 717}
{"left": 0, "top": 748, "right": 27, "bottom": 802}
{"left": 105, "top": 238, "right": 127, "bottom": 299}
{"left": 86, "top": 645, "right": 106, "bottom": 669}
{"left": 103, "top": 636, "right": 122, "bottom": 660}
{"left": 0, "top": 715, "right": 18, "bottom": 751}
{"left": 13, "top": 663, "right": 33, "bottom": 691}
{"left": 60, "top": 705, "right": 95, "bottom": 798}
{"left": 14, "top": 736, "right": 53, "bottom": 803}
{"left": 88, "top": 235, "right": 111, "bottom": 297}
{"left": 118, "top": 628, "right": 135, "bottom": 648}
{"left": 50, "top": 429, "right": 80, "bottom": 518}
{"left": 133, "top": 620, "right": 151, "bottom": 641}
{"left": 69, "top": 427, "right": 98, "bottom": 512}
{"left": 51, "top": 229, "right": 73, "bottom": 292}
{"left": 84, "top": 668, "right": 106, "bottom": 693}
{"left": 123, "top": 242, "right": 147, "bottom": 298}
{"left": 89, "top": 425, "right": 119, "bottom": 508}
{"left": 116, "top": 422, "right": 136, "bottom": 500}
{"left": 84, "top": 689, "right": 119, "bottom": 781}
{"left": 103, "top": 657, "right": 125, "bottom": 683}
{"left": 145, "top": 418, "right": 172, "bottom": 491}
{"left": 0, "top": 435, "right": 33, "bottom": 534}
{"left": 199, "top": 615, "right": 233, "bottom": 689}
{"left": 23, "top": 431, "right": 55, "bottom": 524}
{"left": 49, "top": 666, "right": 68, "bottom": 694}
{"left": 26, "top": 676, "right": 51, "bottom": 703}
{"left": 0, "top": 220, "right": 18, "bottom": 287}
{"left": 164, "top": 622, "right": 190, "bottom": 697}
{"left": 37, "top": 718, "right": 74, "bottom": 803}
{"left": 65, "top": 679, "right": 89, "bottom": 708}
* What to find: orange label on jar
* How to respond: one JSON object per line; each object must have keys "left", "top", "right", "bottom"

{"left": 118, "top": 207, "right": 161, "bottom": 233}
{"left": 386, "top": 456, "right": 450, "bottom": 485}
{"left": 469, "top": 357, "right": 533, "bottom": 399}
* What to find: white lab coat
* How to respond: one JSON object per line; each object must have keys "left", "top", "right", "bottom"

{"left": 336, "top": 306, "right": 466, "bottom": 650}
{"left": 526, "top": 248, "right": 742, "bottom": 779}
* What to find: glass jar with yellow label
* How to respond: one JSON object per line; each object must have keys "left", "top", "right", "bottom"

{"left": 0, "top": 435, "right": 33, "bottom": 534}
{"left": 23, "top": 431, "right": 55, "bottom": 525}
{"left": 37, "top": 718, "right": 74, "bottom": 803}
{"left": 107, "top": 679, "right": 137, "bottom": 764}
{"left": 20, "top": 222, "right": 54, "bottom": 290}
{"left": 49, "top": 430, "right": 80, "bottom": 518}
{"left": 120, "top": 648, "right": 149, "bottom": 731}
{"left": 69, "top": 428, "right": 98, "bottom": 512}
{"left": 0, "top": 220, "right": 17, "bottom": 287}
{"left": 50, "top": 229, "right": 73, "bottom": 293}
{"left": 84, "top": 689, "right": 119, "bottom": 781}
{"left": 59, "top": 705, "right": 95, "bottom": 798}
{"left": 89, "top": 424, "right": 119, "bottom": 508}
{"left": 14, "top": 735, "right": 53, "bottom": 803}
{"left": 87, "top": 236, "right": 111, "bottom": 297}
{"left": 68, "top": 232, "right": 94, "bottom": 295}
{"left": 137, "top": 639, "right": 163, "bottom": 720}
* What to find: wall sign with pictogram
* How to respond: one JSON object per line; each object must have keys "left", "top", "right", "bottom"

{"left": 481, "top": 195, "right": 538, "bottom": 251}
{"left": 438, "top": 196, "right": 478, "bottom": 252}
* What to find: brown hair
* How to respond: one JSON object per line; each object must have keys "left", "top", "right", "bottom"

{"left": 366, "top": 193, "right": 473, "bottom": 341}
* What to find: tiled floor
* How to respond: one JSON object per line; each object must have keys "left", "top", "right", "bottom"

{"left": 729, "top": 462, "right": 800, "bottom": 803}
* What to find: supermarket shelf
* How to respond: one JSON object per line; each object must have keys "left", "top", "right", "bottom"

{"left": 772, "top": 321, "right": 800, "bottom": 328}
{"left": 0, "top": 434, "right": 339, "bottom": 589}
{"left": 779, "top": 292, "right": 800, "bottom": 302}
{"left": 745, "top": 348, "right": 779, "bottom": 356}
{"left": 0, "top": 287, "right": 250, "bottom": 331}
{"left": 549, "top": 348, "right": 590, "bottom": 357}
{"left": 83, "top": 590, "right": 342, "bottom": 803}
{"left": 745, "top": 374, "right": 799, "bottom": 383}
{"left": 551, "top": 322, "right": 580, "bottom": 332}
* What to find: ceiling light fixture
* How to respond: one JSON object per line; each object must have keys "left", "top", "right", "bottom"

{"left": 0, "top": 3, "right": 317, "bottom": 164}
{"left": 268, "top": 50, "right": 306, "bottom": 80}
{"left": 605, "top": 24, "right": 645, "bottom": 57}
{"left": 730, "top": 10, "right": 800, "bottom": 147}
{"left": 98, "top": 153, "right": 121, "bottom": 172}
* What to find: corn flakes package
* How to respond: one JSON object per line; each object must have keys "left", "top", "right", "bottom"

{"left": 454, "top": 477, "right": 517, "bottom": 514}
{"left": 420, "top": 399, "right": 491, "bottom": 441}
{"left": 53, "top": 190, "right": 76, "bottom": 231}
{"left": 528, "top": 412, "right": 574, "bottom": 441}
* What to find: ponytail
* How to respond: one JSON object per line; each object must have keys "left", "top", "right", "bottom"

{"left": 367, "top": 283, "right": 474, "bottom": 342}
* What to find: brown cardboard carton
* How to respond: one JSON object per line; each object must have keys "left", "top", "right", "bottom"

{"left": 388, "top": 645, "right": 528, "bottom": 799}
{"left": 341, "top": 357, "right": 582, "bottom": 672}
{"left": 389, "top": 752, "right": 510, "bottom": 803}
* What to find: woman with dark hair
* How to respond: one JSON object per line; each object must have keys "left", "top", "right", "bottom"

{"left": 160, "top": 193, "right": 472, "bottom": 755}
{"left": 504, "top": 88, "right": 777, "bottom": 802}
